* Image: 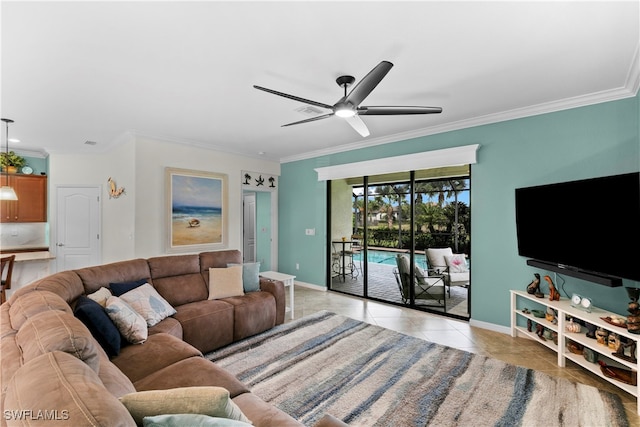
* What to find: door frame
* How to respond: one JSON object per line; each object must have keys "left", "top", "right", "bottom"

{"left": 243, "top": 192, "right": 257, "bottom": 263}
{"left": 241, "top": 189, "right": 278, "bottom": 271}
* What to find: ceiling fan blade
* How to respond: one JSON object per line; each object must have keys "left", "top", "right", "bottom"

{"left": 343, "top": 61, "right": 394, "bottom": 106}
{"left": 357, "top": 106, "right": 443, "bottom": 115}
{"left": 253, "top": 85, "right": 334, "bottom": 110}
{"left": 282, "top": 113, "right": 334, "bottom": 127}
{"left": 344, "top": 115, "right": 370, "bottom": 137}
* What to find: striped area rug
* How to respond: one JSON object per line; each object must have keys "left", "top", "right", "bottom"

{"left": 206, "top": 311, "right": 628, "bottom": 427}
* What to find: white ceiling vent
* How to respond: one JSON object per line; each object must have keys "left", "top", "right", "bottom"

{"left": 84, "top": 140, "right": 97, "bottom": 145}
{"left": 295, "top": 105, "right": 325, "bottom": 116}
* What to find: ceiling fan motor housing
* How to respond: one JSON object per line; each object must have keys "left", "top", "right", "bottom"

{"left": 336, "top": 75, "right": 355, "bottom": 88}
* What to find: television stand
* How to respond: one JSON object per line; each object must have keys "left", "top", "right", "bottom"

{"left": 526, "top": 259, "right": 622, "bottom": 287}
{"left": 511, "top": 290, "right": 638, "bottom": 414}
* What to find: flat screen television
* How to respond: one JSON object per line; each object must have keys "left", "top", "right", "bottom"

{"left": 515, "top": 172, "right": 640, "bottom": 284}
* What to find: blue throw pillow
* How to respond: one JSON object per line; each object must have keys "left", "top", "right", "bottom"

{"left": 143, "top": 414, "right": 252, "bottom": 427}
{"left": 227, "top": 263, "right": 260, "bottom": 293}
{"left": 110, "top": 278, "right": 149, "bottom": 296}
{"left": 74, "top": 295, "right": 122, "bottom": 357}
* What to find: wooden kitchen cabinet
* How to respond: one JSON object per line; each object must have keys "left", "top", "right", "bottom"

{"left": 0, "top": 174, "right": 47, "bottom": 222}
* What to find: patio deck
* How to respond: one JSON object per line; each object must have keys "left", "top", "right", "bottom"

{"left": 330, "top": 260, "right": 469, "bottom": 318}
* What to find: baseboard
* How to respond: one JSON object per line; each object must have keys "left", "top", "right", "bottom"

{"left": 293, "top": 281, "right": 327, "bottom": 292}
{"left": 469, "top": 318, "right": 511, "bottom": 335}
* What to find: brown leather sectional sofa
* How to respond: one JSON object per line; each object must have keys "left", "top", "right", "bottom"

{"left": 0, "top": 250, "right": 346, "bottom": 427}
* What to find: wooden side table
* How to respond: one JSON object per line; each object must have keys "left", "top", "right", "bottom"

{"left": 260, "top": 271, "right": 295, "bottom": 319}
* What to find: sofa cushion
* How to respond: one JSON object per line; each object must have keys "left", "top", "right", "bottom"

{"left": 119, "top": 283, "right": 177, "bottom": 327}
{"left": 149, "top": 254, "right": 208, "bottom": 306}
{"left": 16, "top": 310, "right": 101, "bottom": 373}
{"left": 119, "top": 387, "right": 251, "bottom": 426}
{"left": 173, "top": 300, "right": 234, "bottom": 353}
{"left": 111, "top": 278, "right": 149, "bottom": 296}
{"left": 75, "top": 258, "right": 152, "bottom": 295}
{"left": 143, "top": 414, "right": 252, "bottom": 427}
{"left": 223, "top": 291, "right": 276, "bottom": 341}
{"left": 74, "top": 295, "right": 122, "bottom": 357}
{"left": 0, "top": 329, "right": 21, "bottom": 402}
{"left": 259, "top": 278, "right": 286, "bottom": 326}
{"left": 105, "top": 296, "right": 148, "bottom": 344}
{"left": 200, "top": 250, "right": 243, "bottom": 289}
{"left": 133, "top": 357, "right": 250, "bottom": 398}
{"left": 10, "top": 270, "right": 85, "bottom": 304}
{"left": 200, "top": 250, "right": 243, "bottom": 270}
{"left": 148, "top": 316, "right": 183, "bottom": 340}
{"left": 228, "top": 262, "right": 261, "bottom": 293}
{"left": 4, "top": 351, "right": 136, "bottom": 426}
{"left": 8, "top": 290, "right": 72, "bottom": 330}
{"left": 208, "top": 266, "right": 244, "bottom": 300}
{"left": 97, "top": 351, "right": 137, "bottom": 398}
{"left": 111, "top": 333, "right": 202, "bottom": 383}
{"left": 232, "top": 392, "right": 303, "bottom": 427}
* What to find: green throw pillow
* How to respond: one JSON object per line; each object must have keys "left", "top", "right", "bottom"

{"left": 227, "top": 263, "right": 261, "bottom": 293}
{"left": 119, "top": 387, "right": 251, "bottom": 426}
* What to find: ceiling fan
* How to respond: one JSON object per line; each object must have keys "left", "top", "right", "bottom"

{"left": 253, "top": 60, "right": 442, "bottom": 138}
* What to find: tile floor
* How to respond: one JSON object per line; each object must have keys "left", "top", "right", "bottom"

{"left": 286, "top": 286, "right": 640, "bottom": 426}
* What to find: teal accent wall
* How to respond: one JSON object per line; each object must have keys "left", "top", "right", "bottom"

{"left": 279, "top": 93, "right": 640, "bottom": 327}
{"left": 19, "top": 155, "right": 48, "bottom": 176}
{"left": 256, "top": 191, "right": 271, "bottom": 271}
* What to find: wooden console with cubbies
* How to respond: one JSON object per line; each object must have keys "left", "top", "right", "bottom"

{"left": 510, "top": 290, "right": 639, "bottom": 414}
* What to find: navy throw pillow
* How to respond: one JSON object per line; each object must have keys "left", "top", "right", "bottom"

{"left": 110, "top": 278, "right": 149, "bottom": 297}
{"left": 74, "top": 296, "right": 122, "bottom": 357}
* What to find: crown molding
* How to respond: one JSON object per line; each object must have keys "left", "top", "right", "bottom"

{"left": 11, "top": 148, "right": 48, "bottom": 159}
{"left": 282, "top": 45, "right": 640, "bottom": 164}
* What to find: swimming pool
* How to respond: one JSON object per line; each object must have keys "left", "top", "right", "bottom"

{"left": 353, "top": 249, "right": 427, "bottom": 268}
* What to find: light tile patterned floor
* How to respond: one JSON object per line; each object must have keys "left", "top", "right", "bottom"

{"left": 286, "top": 286, "right": 640, "bottom": 426}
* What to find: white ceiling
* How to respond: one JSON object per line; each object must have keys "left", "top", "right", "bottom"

{"left": 1, "top": 1, "right": 639, "bottom": 162}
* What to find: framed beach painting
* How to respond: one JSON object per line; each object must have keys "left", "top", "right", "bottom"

{"left": 165, "top": 167, "right": 228, "bottom": 253}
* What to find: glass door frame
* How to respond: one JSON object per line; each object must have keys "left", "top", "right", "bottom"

{"left": 327, "top": 170, "right": 471, "bottom": 320}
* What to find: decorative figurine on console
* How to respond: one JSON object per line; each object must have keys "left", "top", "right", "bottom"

{"left": 544, "top": 275, "right": 560, "bottom": 301}
{"left": 536, "top": 324, "right": 546, "bottom": 341}
{"left": 626, "top": 287, "right": 640, "bottom": 334}
{"left": 526, "top": 273, "right": 543, "bottom": 298}
{"left": 545, "top": 307, "right": 557, "bottom": 325}
{"left": 584, "top": 322, "right": 597, "bottom": 339}
{"left": 613, "top": 336, "right": 637, "bottom": 364}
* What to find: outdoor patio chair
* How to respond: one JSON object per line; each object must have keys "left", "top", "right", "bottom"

{"left": 393, "top": 254, "right": 445, "bottom": 309}
{"left": 425, "top": 248, "right": 470, "bottom": 297}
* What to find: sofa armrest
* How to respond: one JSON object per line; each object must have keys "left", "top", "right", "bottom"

{"left": 313, "top": 414, "right": 350, "bottom": 427}
{"left": 259, "top": 278, "right": 285, "bottom": 325}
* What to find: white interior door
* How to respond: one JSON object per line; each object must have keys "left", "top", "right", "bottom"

{"left": 243, "top": 192, "right": 256, "bottom": 263}
{"left": 56, "top": 186, "right": 101, "bottom": 271}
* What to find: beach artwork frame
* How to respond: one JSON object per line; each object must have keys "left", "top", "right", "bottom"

{"left": 165, "top": 167, "right": 228, "bottom": 253}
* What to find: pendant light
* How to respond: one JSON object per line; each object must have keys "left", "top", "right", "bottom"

{"left": 0, "top": 118, "right": 18, "bottom": 201}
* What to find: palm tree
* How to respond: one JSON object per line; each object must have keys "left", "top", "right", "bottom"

{"left": 373, "top": 185, "right": 396, "bottom": 229}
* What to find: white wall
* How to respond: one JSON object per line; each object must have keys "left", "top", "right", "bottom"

{"left": 49, "top": 134, "right": 280, "bottom": 265}
{"left": 49, "top": 134, "right": 136, "bottom": 265}
{"left": 330, "top": 179, "right": 353, "bottom": 240}
{"left": 133, "top": 136, "right": 280, "bottom": 258}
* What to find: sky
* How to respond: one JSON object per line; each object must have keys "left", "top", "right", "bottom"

{"left": 171, "top": 175, "right": 222, "bottom": 208}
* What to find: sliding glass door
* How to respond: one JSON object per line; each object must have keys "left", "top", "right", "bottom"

{"left": 328, "top": 166, "right": 471, "bottom": 319}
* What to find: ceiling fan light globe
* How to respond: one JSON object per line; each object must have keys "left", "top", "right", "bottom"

{"left": 335, "top": 108, "right": 356, "bottom": 118}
